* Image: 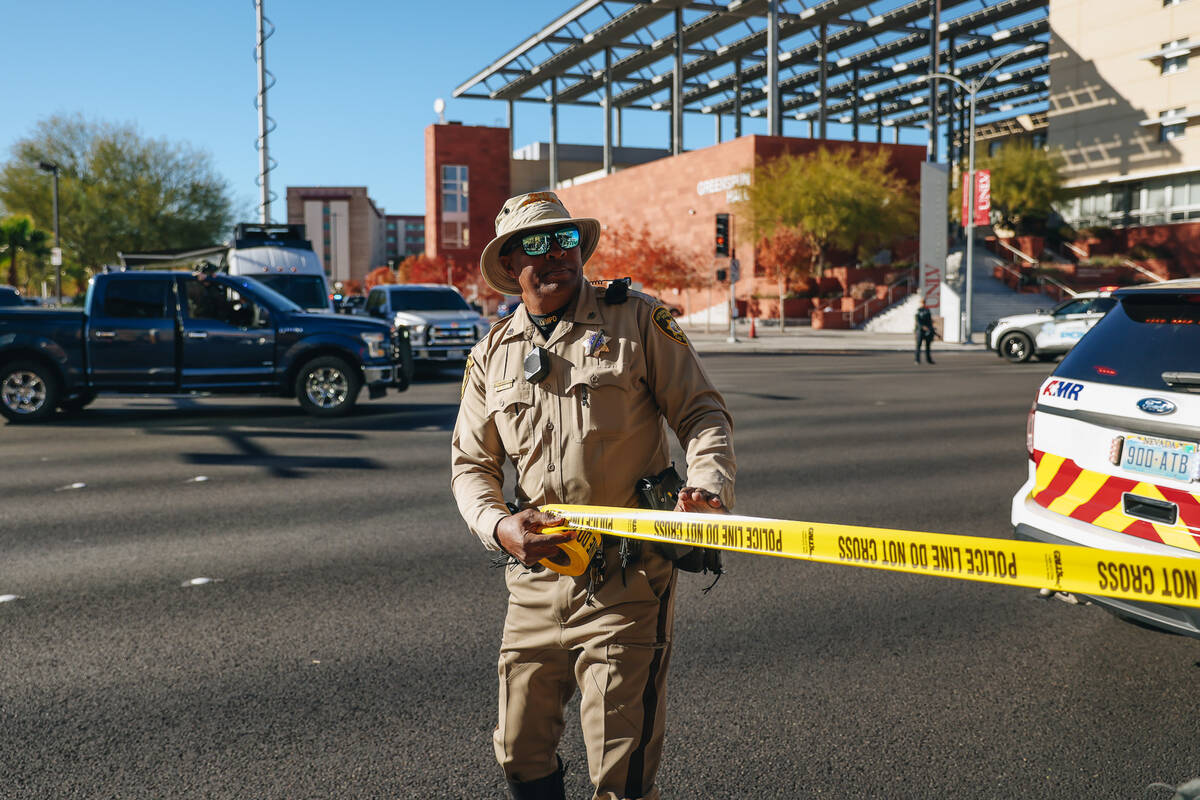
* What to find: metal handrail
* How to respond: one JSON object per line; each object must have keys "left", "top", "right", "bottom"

{"left": 994, "top": 261, "right": 1024, "bottom": 281}
{"left": 993, "top": 261, "right": 1077, "bottom": 299}
{"left": 1063, "top": 241, "right": 1087, "bottom": 259}
{"left": 1037, "top": 273, "right": 1079, "bottom": 298}
{"left": 1121, "top": 258, "right": 1168, "bottom": 284}
{"left": 846, "top": 273, "right": 915, "bottom": 327}
{"left": 995, "top": 238, "right": 1038, "bottom": 265}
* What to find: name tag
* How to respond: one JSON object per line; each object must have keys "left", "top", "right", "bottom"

{"left": 493, "top": 378, "right": 516, "bottom": 390}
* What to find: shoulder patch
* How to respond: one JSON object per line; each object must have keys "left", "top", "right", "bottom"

{"left": 460, "top": 354, "right": 474, "bottom": 399}
{"left": 652, "top": 305, "right": 689, "bottom": 346}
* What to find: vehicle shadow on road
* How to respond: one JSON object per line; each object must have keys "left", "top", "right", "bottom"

{"left": 34, "top": 398, "right": 460, "bottom": 433}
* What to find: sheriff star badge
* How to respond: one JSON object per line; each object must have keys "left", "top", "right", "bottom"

{"left": 584, "top": 330, "right": 610, "bottom": 357}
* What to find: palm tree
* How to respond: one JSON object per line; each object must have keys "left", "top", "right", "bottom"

{"left": 1, "top": 215, "right": 50, "bottom": 288}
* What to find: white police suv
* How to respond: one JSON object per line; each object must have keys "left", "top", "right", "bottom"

{"left": 1012, "top": 279, "right": 1200, "bottom": 637}
{"left": 986, "top": 290, "right": 1116, "bottom": 363}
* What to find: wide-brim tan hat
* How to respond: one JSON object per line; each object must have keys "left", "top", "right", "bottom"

{"left": 479, "top": 191, "right": 601, "bottom": 296}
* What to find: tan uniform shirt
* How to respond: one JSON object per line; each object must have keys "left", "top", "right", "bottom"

{"left": 451, "top": 283, "right": 736, "bottom": 550}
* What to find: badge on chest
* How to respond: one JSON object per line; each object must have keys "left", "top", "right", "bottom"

{"left": 584, "top": 329, "right": 610, "bottom": 358}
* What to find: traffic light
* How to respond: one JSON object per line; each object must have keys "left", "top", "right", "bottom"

{"left": 715, "top": 213, "right": 730, "bottom": 256}
{"left": 715, "top": 268, "right": 727, "bottom": 282}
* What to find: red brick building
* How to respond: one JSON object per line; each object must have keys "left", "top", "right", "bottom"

{"left": 424, "top": 123, "right": 511, "bottom": 276}
{"left": 424, "top": 122, "right": 925, "bottom": 311}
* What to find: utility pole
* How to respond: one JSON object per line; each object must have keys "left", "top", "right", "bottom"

{"left": 37, "top": 161, "right": 61, "bottom": 305}
{"left": 255, "top": 0, "right": 274, "bottom": 223}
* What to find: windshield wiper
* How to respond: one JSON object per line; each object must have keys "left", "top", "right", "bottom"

{"left": 1162, "top": 371, "right": 1200, "bottom": 391}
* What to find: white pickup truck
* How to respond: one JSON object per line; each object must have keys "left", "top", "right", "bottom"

{"left": 362, "top": 284, "right": 489, "bottom": 365}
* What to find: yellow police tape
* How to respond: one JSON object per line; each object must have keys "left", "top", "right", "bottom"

{"left": 537, "top": 504, "right": 1200, "bottom": 608}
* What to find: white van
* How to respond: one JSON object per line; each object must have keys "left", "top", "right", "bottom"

{"left": 226, "top": 223, "right": 334, "bottom": 313}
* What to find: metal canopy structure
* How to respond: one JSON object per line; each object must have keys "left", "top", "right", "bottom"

{"left": 454, "top": 0, "right": 1050, "bottom": 164}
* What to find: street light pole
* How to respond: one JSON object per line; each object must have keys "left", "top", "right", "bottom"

{"left": 921, "top": 44, "right": 1039, "bottom": 343}
{"left": 37, "top": 161, "right": 61, "bottom": 305}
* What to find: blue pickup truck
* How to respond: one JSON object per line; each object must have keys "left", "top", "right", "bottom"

{"left": 0, "top": 270, "right": 413, "bottom": 422}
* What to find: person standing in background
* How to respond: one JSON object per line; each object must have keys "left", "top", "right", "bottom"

{"left": 915, "top": 298, "right": 935, "bottom": 365}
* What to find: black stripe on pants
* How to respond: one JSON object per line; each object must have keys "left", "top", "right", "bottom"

{"left": 624, "top": 579, "right": 673, "bottom": 800}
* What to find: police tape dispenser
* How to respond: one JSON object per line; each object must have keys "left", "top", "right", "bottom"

{"left": 537, "top": 526, "right": 602, "bottom": 576}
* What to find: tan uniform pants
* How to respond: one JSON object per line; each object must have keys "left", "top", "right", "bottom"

{"left": 494, "top": 547, "right": 677, "bottom": 800}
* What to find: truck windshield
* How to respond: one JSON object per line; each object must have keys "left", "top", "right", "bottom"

{"left": 235, "top": 277, "right": 302, "bottom": 312}
{"left": 389, "top": 288, "right": 470, "bottom": 311}
{"left": 250, "top": 275, "right": 328, "bottom": 310}
{"left": 1055, "top": 292, "right": 1200, "bottom": 390}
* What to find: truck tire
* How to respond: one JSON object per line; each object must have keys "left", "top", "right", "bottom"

{"left": 1000, "top": 332, "right": 1033, "bottom": 363}
{"left": 0, "top": 360, "right": 61, "bottom": 423}
{"left": 295, "top": 356, "right": 361, "bottom": 417}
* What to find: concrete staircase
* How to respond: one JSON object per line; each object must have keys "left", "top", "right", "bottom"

{"left": 862, "top": 244, "right": 1056, "bottom": 334}
{"left": 959, "top": 244, "right": 1055, "bottom": 333}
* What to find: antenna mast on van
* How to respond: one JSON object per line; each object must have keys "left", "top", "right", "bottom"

{"left": 254, "top": 0, "right": 277, "bottom": 224}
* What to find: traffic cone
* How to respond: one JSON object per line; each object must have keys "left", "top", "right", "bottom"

{"left": 748, "top": 316, "right": 757, "bottom": 338}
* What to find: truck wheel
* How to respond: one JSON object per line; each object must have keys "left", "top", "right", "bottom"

{"left": 1000, "top": 332, "right": 1033, "bottom": 363}
{"left": 295, "top": 356, "right": 361, "bottom": 417}
{"left": 0, "top": 360, "right": 61, "bottom": 423}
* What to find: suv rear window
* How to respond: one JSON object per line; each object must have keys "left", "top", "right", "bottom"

{"left": 1055, "top": 292, "right": 1200, "bottom": 390}
{"left": 389, "top": 287, "right": 469, "bottom": 312}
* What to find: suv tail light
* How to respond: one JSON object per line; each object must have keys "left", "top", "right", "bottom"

{"left": 1026, "top": 402, "right": 1037, "bottom": 460}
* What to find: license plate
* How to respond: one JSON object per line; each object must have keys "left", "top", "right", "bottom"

{"left": 1121, "top": 434, "right": 1199, "bottom": 482}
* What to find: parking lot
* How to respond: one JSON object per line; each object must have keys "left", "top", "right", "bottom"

{"left": 2, "top": 351, "right": 1198, "bottom": 799}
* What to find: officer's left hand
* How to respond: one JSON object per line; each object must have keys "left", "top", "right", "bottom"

{"left": 674, "top": 487, "right": 728, "bottom": 514}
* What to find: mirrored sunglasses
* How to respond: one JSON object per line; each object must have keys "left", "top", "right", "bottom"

{"left": 511, "top": 225, "right": 581, "bottom": 257}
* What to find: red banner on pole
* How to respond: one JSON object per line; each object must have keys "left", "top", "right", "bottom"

{"left": 974, "top": 169, "right": 991, "bottom": 226}
{"left": 962, "top": 170, "right": 992, "bottom": 228}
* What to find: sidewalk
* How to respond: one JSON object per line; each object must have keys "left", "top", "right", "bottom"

{"left": 681, "top": 320, "right": 989, "bottom": 354}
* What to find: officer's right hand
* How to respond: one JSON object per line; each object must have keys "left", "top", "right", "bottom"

{"left": 495, "top": 509, "right": 576, "bottom": 567}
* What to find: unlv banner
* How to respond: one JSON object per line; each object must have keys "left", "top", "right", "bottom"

{"left": 961, "top": 169, "right": 991, "bottom": 227}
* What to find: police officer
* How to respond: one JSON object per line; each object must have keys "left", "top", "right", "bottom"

{"left": 451, "top": 192, "right": 736, "bottom": 800}
{"left": 915, "top": 298, "right": 935, "bottom": 364}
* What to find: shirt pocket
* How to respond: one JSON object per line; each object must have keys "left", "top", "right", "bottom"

{"left": 487, "top": 380, "right": 536, "bottom": 456}
{"left": 568, "top": 366, "right": 630, "bottom": 443}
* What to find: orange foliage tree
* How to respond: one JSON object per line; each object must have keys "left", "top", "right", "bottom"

{"left": 588, "top": 223, "right": 705, "bottom": 310}
{"left": 756, "top": 226, "right": 812, "bottom": 331}
{"left": 394, "top": 253, "right": 499, "bottom": 310}
{"left": 364, "top": 266, "right": 396, "bottom": 291}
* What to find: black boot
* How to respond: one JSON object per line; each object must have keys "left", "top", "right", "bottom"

{"left": 507, "top": 757, "right": 565, "bottom": 800}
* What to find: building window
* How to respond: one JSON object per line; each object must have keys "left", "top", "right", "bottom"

{"left": 1162, "top": 39, "right": 1189, "bottom": 74}
{"left": 1060, "top": 173, "right": 1200, "bottom": 228}
{"left": 1160, "top": 107, "right": 1187, "bottom": 141}
{"left": 442, "top": 221, "right": 469, "bottom": 249}
{"left": 441, "top": 165, "right": 469, "bottom": 249}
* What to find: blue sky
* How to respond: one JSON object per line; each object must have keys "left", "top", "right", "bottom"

{"left": 3, "top": 0, "right": 959, "bottom": 222}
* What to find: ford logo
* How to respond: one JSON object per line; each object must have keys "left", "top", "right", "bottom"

{"left": 1137, "top": 397, "right": 1176, "bottom": 415}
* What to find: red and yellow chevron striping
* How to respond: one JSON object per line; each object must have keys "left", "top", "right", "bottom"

{"left": 1031, "top": 450, "right": 1200, "bottom": 552}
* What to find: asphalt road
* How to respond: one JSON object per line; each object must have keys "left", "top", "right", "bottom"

{"left": 2, "top": 352, "right": 1198, "bottom": 800}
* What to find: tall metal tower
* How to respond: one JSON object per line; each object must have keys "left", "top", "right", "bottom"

{"left": 254, "top": 0, "right": 277, "bottom": 224}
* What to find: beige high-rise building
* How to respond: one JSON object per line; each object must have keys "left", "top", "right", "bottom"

{"left": 1048, "top": 0, "right": 1200, "bottom": 232}
{"left": 285, "top": 187, "right": 386, "bottom": 288}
